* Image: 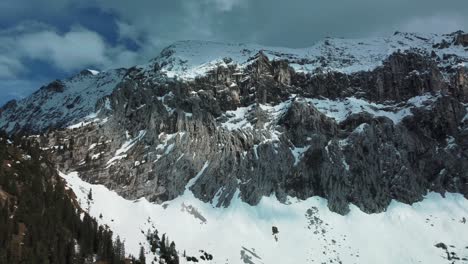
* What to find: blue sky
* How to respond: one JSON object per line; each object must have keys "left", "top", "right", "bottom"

{"left": 1, "top": 0, "right": 468, "bottom": 106}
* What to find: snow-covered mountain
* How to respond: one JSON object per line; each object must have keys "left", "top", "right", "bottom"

{"left": 1, "top": 31, "right": 467, "bottom": 133}
{"left": 147, "top": 32, "right": 468, "bottom": 80}
{"left": 1, "top": 31, "right": 468, "bottom": 263}
{"left": 63, "top": 170, "right": 468, "bottom": 264}
{"left": 0, "top": 68, "right": 126, "bottom": 133}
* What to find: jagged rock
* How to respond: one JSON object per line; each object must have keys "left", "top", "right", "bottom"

{"left": 355, "top": 51, "right": 448, "bottom": 102}
{"left": 453, "top": 65, "right": 468, "bottom": 101}
{"left": 454, "top": 32, "right": 468, "bottom": 47}
{"left": 1, "top": 33, "right": 467, "bottom": 215}
{"left": 42, "top": 80, "right": 65, "bottom": 93}
{"left": 280, "top": 99, "right": 338, "bottom": 146}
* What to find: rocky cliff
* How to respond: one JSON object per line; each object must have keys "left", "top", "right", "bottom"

{"left": 1, "top": 31, "right": 467, "bottom": 214}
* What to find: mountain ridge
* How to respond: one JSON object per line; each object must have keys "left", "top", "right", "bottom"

{"left": 0, "top": 31, "right": 467, "bottom": 215}
{"left": 0, "top": 30, "right": 468, "bottom": 263}
{"left": 2, "top": 31, "right": 467, "bottom": 134}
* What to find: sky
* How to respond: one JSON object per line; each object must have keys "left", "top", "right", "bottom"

{"left": 1, "top": 0, "right": 468, "bottom": 106}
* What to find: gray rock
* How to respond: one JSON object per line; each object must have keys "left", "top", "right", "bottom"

{"left": 1, "top": 36, "right": 467, "bottom": 215}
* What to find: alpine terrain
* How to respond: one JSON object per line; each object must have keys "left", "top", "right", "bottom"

{"left": 1, "top": 31, "right": 468, "bottom": 263}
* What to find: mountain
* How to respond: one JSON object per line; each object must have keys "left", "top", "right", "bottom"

{"left": 0, "top": 69, "right": 126, "bottom": 133}
{"left": 1, "top": 31, "right": 468, "bottom": 263}
{"left": 0, "top": 135, "right": 131, "bottom": 263}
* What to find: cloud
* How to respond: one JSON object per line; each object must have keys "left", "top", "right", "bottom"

{"left": 86, "top": 0, "right": 468, "bottom": 54}
{"left": 3, "top": 1, "right": 467, "bottom": 54}
{"left": 0, "top": 22, "right": 141, "bottom": 80}
{"left": 209, "top": 0, "right": 245, "bottom": 12}
{"left": 1, "top": 0, "right": 468, "bottom": 105}
{"left": 0, "top": 55, "right": 25, "bottom": 78}
{"left": 2, "top": 1, "right": 468, "bottom": 48}
{"left": 17, "top": 27, "right": 108, "bottom": 71}
{"left": 400, "top": 14, "right": 468, "bottom": 34}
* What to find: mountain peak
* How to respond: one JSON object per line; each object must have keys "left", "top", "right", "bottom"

{"left": 144, "top": 32, "right": 468, "bottom": 81}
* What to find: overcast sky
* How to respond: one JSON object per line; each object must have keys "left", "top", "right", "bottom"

{"left": 1, "top": 0, "right": 468, "bottom": 105}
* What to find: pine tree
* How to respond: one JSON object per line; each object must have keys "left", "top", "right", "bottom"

{"left": 0, "top": 138, "right": 129, "bottom": 264}
{"left": 160, "top": 234, "right": 166, "bottom": 254}
{"left": 139, "top": 246, "right": 146, "bottom": 264}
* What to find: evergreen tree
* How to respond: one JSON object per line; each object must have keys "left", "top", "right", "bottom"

{"left": 0, "top": 136, "right": 127, "bottom": 264}
{"left": 87, "top": 188, "right": 93, "bottom": 201}
{"left": 139, "top": 246, "right": 146, "bottom": 264}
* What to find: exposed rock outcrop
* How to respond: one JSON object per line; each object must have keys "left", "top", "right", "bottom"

{"left": 1, "top": 33, "right": 467, "bottom": 215}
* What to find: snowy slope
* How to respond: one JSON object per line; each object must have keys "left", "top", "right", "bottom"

{"left": 145, "top": 32, "right": 468, "bottom": 80}
{"left": 62, "top": 171, "right": 468, "bottom": 264}
{"left": 0, "top": 69, "right": 126, "bottom": 133}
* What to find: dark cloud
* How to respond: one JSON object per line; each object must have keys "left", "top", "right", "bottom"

{"left": 1, "top": 0, "right": 468, "bottom": 104}
{"left": 90, "top": 0, "right": 468, "bottom": 48}
{"left": 0, "top": 22, "right": 140, "bottom": 77}
{"left": 2, "top": 0, "right": 468, "bottom": 53}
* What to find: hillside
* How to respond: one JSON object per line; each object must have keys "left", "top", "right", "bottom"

{"left": 0, "top": 31, "right": 467, "bottom": 263}
{"left": 0, "top": 135, "right": 135, "bottom": 263}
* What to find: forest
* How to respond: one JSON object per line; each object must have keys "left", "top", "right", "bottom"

{"left": 0, "top": 133, "right": 132, "bottom": 264}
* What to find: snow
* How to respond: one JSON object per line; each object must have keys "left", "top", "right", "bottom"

{"left": 445, "top": 136, "right": 458, "bottom": 151}
{"left": 2, "top": 33, "right": 466, "bottom": 134}
{"left": 253, "top": 145, "right": 259, "bottom": 160}
{"left": 341, "top": 157, "right": 350, "bottom": 171}
{"left": 115, "top": 130, "right": 146, "bottom": 156}
{"left": 146, "top": 33, "right": 468, "bottom": 81}
{"left": 67, "top": 120, "right": 94, "bottom": 129}
{"left": 104, "top": 98, "right": 112, "bottom": 110}
{"left": 353, "top": 123, "right": 368, "bottom": 133}
{"left": 106, "top": 155, "right": 127, "bottom": 168}
{"left": 91, "top": 153, "right": 102, "bottom": 160}
{"left": 88, "top": 143, "right": 97, "bottom": 150}
{"left": 290, "top": 146, "right": 310, "bottom": 166}
{"left": 152, "top": 132, "right": 185, "bottom": 163}
{"left": 220, "top": 99, "right": 292, "bottom": 131}
{"left": 304, "top": 94, "right": 439, "bottom": 124}
{"left": 156, "top": 92, "right": 175, "bottom": 114}
{"left": 462, "top": 103, "right": 468, "bottom": 123}
{"left": 221, "top": 105, "right": 255, "bottom": 131}
{"left": 164, "top": 143, "right": 175, "bottom": 155}
{"left": 258, "top": 100, "right": 293, "bottom": 129}
{"left": 176, "top": 154, "right": 185, "bottom": 163}
{"left": 61, "top": 170, "right": 468, "bottom": 264}
{"left": 0, "top": 69, "right": 125, "bottom": 133}
{"left": 106, "top": 130, "right": 146, "bottom": 167}
{"left": 219, "top": 93, "right": 439, "bottom": 135}
{"left": 87, "top": 69, "right": 100, "bottom": 75}
{"left": 186, "top": 161, "right": 209, "bottom": 190}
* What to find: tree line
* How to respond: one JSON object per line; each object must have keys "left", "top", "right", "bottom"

{"left": 0, "top": 134, "right": 129, "bottom": 263}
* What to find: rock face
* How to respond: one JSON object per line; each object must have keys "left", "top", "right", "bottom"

{"left": 454, "top": 32, "right": 468, "bottom": 47}
{"left": 1, "top": 32, "right": 467, "bottom": 215}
